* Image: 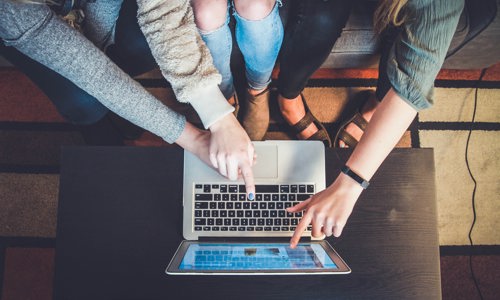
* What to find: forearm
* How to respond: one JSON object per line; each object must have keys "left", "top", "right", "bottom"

{"left": 136, "top": 0, "right": 233, "bottom": 128}
{"left": 345, "top": 88, "right": 417, "bottom": 181}
{"left": 0, "top": 2, "right": 186, "bottom": 143}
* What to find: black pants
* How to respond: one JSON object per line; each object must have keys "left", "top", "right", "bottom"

{"left": 277, "top": 0, "right": 353, "bottom": 99}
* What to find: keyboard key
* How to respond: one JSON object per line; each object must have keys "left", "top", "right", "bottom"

{"left": 203, "top": 185, "right": 211, "bottom": 193}
{"left": 280, "top": 185, "right": 290, "bottom": 193}
{"left": 229, "top": 185, "right": 238, "bottom": 193}
{"left": 291, "top": 185, "right": 298, "bottom": 193}
{"left": 239, "top": 185, "right": 246, "bottom": 193}
{"left": 195, "top": 218, "right": 206, "bottom": 225}
{"left": 195, "top": 202, "right": 208, "bottom": 209}
{"left": 195, "top": 194, "right": 212, "bottom": 201}
{"left": 297, "top": 194, "right": 310, "bottom": 201}
{"left": 299, "top": 185, "right": 306, "bottom": 193}
{"left": 307, "top": 185, "right": 315, "bottom": 193}
{"left": 255, "top": 185, "right": 279, "bottom": 193}
{"left": 195, "top": 184, "right": 202, "bottom": 189}
{"left": 220, "top": 185, "right": 227, "bottom": 193}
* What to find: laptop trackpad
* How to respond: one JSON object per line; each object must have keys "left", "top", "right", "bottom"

{"left": 253, "top": 144, "right": 278, "bottom": 179}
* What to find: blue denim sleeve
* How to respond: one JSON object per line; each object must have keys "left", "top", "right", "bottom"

{"left": 385, "top": 0, "right": 465, "bottom": 111}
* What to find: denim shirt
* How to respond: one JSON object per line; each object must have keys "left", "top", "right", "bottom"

{"left": 386, "top": 0, "right": 465, "bottom": 110}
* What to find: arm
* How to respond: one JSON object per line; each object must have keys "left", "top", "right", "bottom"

{"left": 288, "top": 89, "right": 416, "bottom": 247}
{"left": 288, "top": 0, "right": 464, "bottom": 247}
{"left": 136, "top": 0, "right": 255, "bottom": 197}
{"left": 0, "top": 0, "right": 186, "bottom": 144}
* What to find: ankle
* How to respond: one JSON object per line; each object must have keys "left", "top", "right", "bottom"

{"left": 360, "top": 94, "right": 379, "bottom": 121}
{"left": 278, "top": 94, "right": 303, "bottom": 115}
{"left": 248, "top": 87, "right": 267, "bottom": 97}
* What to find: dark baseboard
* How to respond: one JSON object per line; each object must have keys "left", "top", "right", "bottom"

{"left": 440, "top": 245, "right": 500, "bottom": 256}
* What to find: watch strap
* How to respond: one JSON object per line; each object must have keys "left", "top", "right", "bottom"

{"left": 341, "top": 165, "right": 370, "bottom": 189}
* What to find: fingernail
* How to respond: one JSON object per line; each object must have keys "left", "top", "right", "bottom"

{"left": 248, "top": 193, "right": 255, "bottom": 201}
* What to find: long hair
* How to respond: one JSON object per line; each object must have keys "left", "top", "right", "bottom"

{"left": 373, "top": 0, "right": 409, "bottom": 34}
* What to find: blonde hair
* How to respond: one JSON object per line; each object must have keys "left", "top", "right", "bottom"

{"left": 373, "top": 0, "right": 409, "bottom": 34}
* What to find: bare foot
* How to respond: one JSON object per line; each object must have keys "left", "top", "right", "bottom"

{"left": 278, "top": 94, "right": 319, "bottom": 140}
{"left": 338, "top": 92, "right": 379, "bottom": 148}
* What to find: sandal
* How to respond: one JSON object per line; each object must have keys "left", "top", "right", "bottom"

{"left": 286, "top": 94, "right": 332, "bottom": 147}
{"left": 334, "top": 90, "right": 375, "bottom": 148}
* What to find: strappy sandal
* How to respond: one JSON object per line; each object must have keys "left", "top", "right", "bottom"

{"left": 287, "top": 94, "right": 332, "bottom": 147}
{"left": 334, "top": 90, "right": 374, "bottom": 148}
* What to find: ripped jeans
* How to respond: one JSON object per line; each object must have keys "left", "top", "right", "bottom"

{"left": 198, "top": 1, "right": 284, "bottom": 99}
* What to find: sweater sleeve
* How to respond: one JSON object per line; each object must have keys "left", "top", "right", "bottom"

{"left": 0, "top": 0, "right": 186, "bottom": 144}
{"left": 82, "top": 0, "right": 124, "bottom": 49}
{"left": 136, "top": 0, "right": 233, "bottom": 129}
{"left": 385, "top": 0, "right": 464, "bottom": 110}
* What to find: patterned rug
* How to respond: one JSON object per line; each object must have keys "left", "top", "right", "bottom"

{"left": 1, "top": 64, "right": 499, "bottom": 299}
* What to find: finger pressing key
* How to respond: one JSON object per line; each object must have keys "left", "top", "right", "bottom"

{"left": 240, "top": 162, "right": 255, "bottom": 201}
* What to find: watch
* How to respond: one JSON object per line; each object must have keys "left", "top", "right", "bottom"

{"left": 341, "top": 165, "right": 370, "bottom": 189}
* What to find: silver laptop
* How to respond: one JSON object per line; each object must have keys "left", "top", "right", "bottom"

{"left": 166, "top": 140, "right": 351, "bottom": 275}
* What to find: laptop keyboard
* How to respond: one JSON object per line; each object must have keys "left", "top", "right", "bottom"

{"left": 193, "top": 184, "right": 314, "bottom": 233}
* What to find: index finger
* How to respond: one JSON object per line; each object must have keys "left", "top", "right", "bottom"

{"left": 289, "top": 212, "right": 312, "bottom": 249}
{"left": 240, "top": 162, "right": 255, "bottom": 200}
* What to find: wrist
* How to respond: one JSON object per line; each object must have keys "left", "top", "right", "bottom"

{"left": 340, "top": 165, "right": 370, "bottom": 189}
{"left": 190, "top": 85, "right": 234, "bottom": 129}
{"left": 208, "top": 113, "right": 235, "bottom": 132}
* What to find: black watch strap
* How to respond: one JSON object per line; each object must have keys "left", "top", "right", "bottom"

{"left": 341, "top": 165, "right": 370, "bottom": 189}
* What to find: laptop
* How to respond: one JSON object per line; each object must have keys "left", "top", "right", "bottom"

{"left": 166, "top": 140, "right": 351, "bottom": 275}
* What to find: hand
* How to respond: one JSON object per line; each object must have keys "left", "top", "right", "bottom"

{"left": 287, "top": 173, "right": 364, "bottom": 248}
{"left": 175, "top": 122, "right": 214, "bottom": 166}
{"left": 208, "top": 114, "right": 256, "bottom": 199}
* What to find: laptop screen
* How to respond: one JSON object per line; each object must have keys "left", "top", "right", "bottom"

{"left": 179, "top": 243, "right": 338, "bottom": 271}
{"left": 166, "top": 240, "right": 351, "bottom": 274}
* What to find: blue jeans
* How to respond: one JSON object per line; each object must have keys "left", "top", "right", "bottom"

{"left": 0, "top": 0, "right": 156, "bottom": 125}
{"left": 198, "top": 1, "right": 284, "bottom": 99}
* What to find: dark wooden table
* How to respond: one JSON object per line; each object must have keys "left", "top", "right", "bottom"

{"left": 54, "top": 146, "right": 441, "bottom": 300}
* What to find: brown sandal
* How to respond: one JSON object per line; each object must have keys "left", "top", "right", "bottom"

{"left": 334, "top": 90, "right": 374, "bottom": 148}
{"left": 287, "top": 94, "right": 332, "bottom": 147}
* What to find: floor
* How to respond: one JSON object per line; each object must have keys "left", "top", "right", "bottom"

{"left": 1, "top": 64, "right": 499, "bottom": 299}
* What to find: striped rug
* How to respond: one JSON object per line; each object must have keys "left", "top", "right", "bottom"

{"left": 1, "top": 64, "right": 499, "bottom": 299}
